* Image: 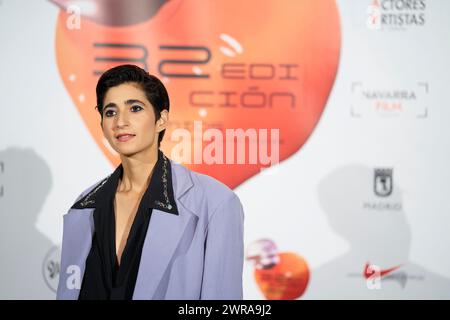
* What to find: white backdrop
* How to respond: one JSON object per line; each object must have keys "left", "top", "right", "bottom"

{"left": 1, "top": 0, "right": 449, "bottom": 299}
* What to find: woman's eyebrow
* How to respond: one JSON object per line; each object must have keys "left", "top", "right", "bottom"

{"left": 103, "top": 99, "right": 145, "bottom": 111}
{"left": 124, "top": 99, "right": 145, "bottom": 106}
{"left": 103, "top": 102, "right": 117, "bottom": 110}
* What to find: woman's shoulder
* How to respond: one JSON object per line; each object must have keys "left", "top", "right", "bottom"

{"left": 187, "top": 169, "right": 244, "bottom": 224}
{"left": 171, "top": 160, "right": 233, "bottom": 194}
{"left": 191, "top": 170, "right": 234, "bottom": 198}
{"left": 170, "top": 160, "right": 241, "bottom": 212}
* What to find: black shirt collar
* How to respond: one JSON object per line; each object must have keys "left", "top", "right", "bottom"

{"left": 72, "top": 150, "right": 178, "bottom": 215}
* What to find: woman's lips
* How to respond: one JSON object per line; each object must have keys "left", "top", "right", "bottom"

{"left": 117, "top": 134, "right": 135, "bottom": 142}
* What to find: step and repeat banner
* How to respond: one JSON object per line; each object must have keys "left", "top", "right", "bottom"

{"left": 1, "top": 0, "right": 449, "bottom": 299}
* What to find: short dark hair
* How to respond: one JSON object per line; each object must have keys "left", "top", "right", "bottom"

{"left": 96, "top": 64, "right": 170, "bottom": 146}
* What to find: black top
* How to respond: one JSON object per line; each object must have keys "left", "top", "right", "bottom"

{"left": 73, "top": 150, "right": 179, "bottom": 300}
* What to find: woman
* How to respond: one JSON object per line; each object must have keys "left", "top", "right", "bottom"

{"left": 56, "top": 64, "right": 244, "bottom": 300}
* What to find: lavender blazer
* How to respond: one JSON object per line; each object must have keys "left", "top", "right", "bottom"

{"left": 56, "top": 160, "right": 244, "bottom": 300}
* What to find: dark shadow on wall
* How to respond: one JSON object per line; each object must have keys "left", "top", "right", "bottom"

{"left": 303, "top": 164, "right": 450, "bottom": 299}
{"left": 0, "top": 147, "right": 56, "bottom": 299}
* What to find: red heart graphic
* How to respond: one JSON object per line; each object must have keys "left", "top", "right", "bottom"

{"left": 53, "top": 0, "right": 340, "bottom": 188}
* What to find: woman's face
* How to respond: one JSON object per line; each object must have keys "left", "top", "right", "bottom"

{"left": 101, "top": 82, "right": 165, "bottom": 157}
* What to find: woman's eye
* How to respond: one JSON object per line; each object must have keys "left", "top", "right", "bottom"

{"left": 104, "top": 110, "right": 116, "bottom": 117}
{"left": 131, "top": 105, "right": 143, "bottom": 112}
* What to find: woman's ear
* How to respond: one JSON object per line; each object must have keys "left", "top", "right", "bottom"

{"left": 156, "top": 109, "right": 169, "bottom": 132}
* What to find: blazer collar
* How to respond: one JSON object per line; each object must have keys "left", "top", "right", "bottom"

{"left": 70, "top": 150, "right": 179, "bottom": 215}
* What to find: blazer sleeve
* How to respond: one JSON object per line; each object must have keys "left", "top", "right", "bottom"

{"left": 200, "top": 193, "right": 245, "bottom": 300}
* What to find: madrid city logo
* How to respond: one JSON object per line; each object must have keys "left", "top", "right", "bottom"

{"left": 374, "top": 168, "right": 393, "bottom": 197}
{"left": 362, "top": 168, "right": 402, "bottom": 211}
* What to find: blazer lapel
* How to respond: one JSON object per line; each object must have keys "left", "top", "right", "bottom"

{"left": 133, "top": 161, "right": 194, "bottom": 299}
{"left": 57, "top": 208, "right": 95, "bottom": 299}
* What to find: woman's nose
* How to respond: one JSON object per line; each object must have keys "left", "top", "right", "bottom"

{"left": 115, "top": 110, "right": 130, "bottom": 127}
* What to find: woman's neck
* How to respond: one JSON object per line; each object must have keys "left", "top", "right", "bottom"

{"left": 118, "top": 148, "right": 158, "bottom": 194}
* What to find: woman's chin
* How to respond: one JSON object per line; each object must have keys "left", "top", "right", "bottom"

{"left": 113, "top": 145, "right": 140, "bottom": 157}
{"left": 114, "top": 145, "right": 155, "bottom": 158}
